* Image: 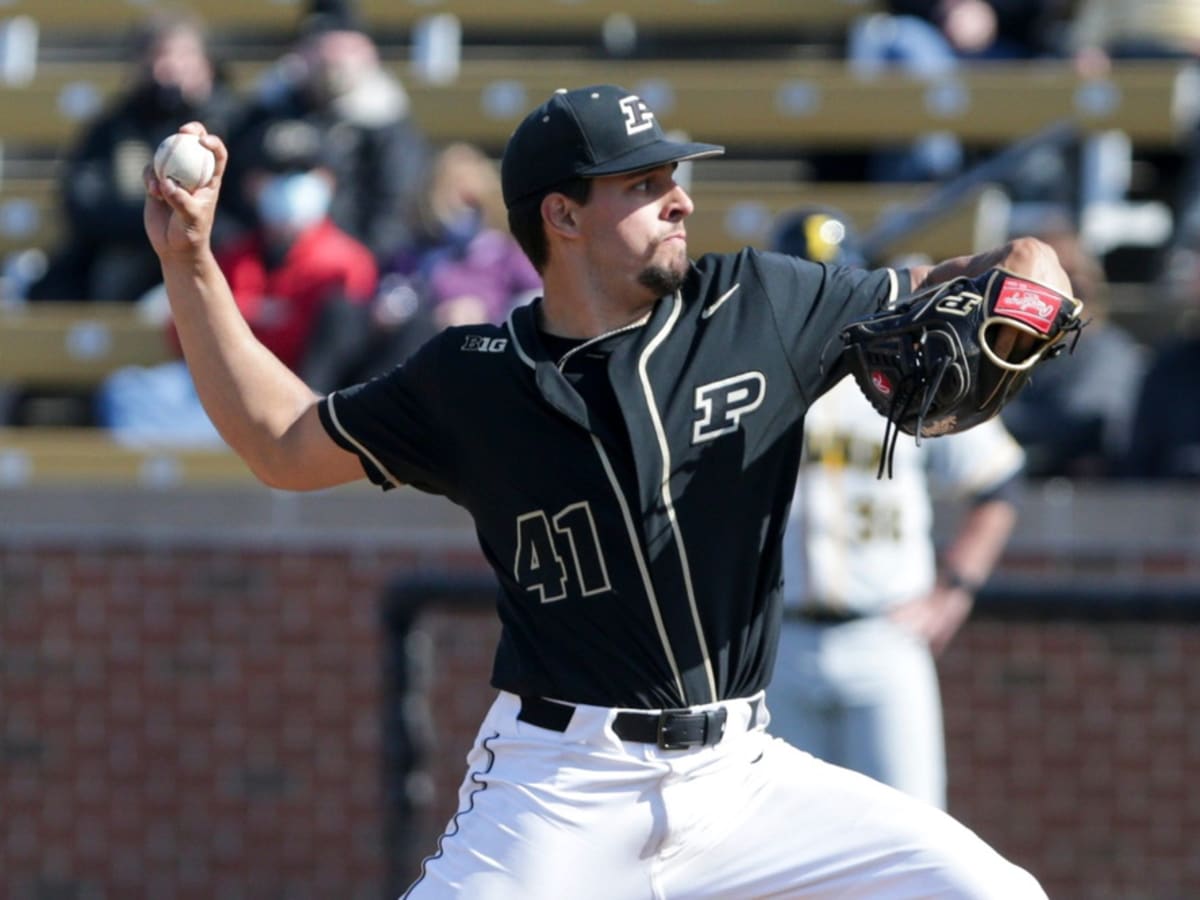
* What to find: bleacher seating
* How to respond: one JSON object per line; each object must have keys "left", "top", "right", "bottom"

{"left": 2, "top": 53, "right": 1191, "bottom": 297}
{"left": 405, "top": 59, "right": 1199, "bottom": 150}
{"left": 5, "top": 0, "right": 874, "bottom": 38}
{"left": 0, "top": 177, "right": 56, "bottom": 259}
{"left": 0, "top": 426, "right": 251, "bottom": 484}
{"left": 1, "top": 58, "right": 1194, "bottom": 153}
{"left": 0, "top": 302, "right": 170, "bottom": 385}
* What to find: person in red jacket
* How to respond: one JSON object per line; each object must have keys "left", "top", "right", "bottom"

{"left": 215, "top": 117, "right": 378, "bottom": 390}
{"left": 98, "top": 117, "right": 378, "bottom": 441}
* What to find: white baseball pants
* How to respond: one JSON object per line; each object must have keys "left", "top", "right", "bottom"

{"left": 402, "top": 691, "right": 1045, "bottom": 899}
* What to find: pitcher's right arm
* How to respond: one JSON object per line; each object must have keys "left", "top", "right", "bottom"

{"left": 143, "top": 123, "right": 368, "bottom": 492}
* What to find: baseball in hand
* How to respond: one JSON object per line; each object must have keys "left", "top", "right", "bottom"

{"left": 153, "top": 132, "right": 216, "bottom": 192}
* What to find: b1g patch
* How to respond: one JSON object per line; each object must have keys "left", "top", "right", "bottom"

{"left": 461, "top": 334, "right": 508, "bottom": 353}
{"left": 994, "top": 277, "right": 1063, "bottom": 334}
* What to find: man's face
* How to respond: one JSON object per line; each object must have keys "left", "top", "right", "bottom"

{"left": 148, "top": 28, "right": 213, "bottom": 106}
{"left": 577, "top": 164, "right": 694, "bottom": 299}
{"left": 305, "top": 30, "right": 379, "bottom": 102}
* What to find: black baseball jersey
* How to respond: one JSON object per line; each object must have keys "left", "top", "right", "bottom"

{"left": 320, "top": 248, "right": 905, "bottom": 709}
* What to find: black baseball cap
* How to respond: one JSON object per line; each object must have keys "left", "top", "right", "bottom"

{"left": 244, "top": 118, "right": 329, "bottom": 174}
{"left": 500, "top": 84, "right": 724, "bottom": 209}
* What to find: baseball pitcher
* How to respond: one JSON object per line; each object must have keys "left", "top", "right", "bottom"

{"left": 144, "top": 84, "right": 1080, "bottom": 898}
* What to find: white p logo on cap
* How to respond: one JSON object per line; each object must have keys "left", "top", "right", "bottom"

{"left": 619, "top": 95, "right": 656, "bottom": 136}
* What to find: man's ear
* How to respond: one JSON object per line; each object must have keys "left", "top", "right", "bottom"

{"left": 543, "top": 193, "right": 578, "bottom": 237}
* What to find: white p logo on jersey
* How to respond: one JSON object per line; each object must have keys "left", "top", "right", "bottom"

{"left": 693, "top": 372, "right": 766, "bottom": 443}
{"left": 619, "top": 95, "right": 656, "bottom": 135}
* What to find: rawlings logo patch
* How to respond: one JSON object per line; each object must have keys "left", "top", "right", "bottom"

{"left": 994, "top": 277, "right": 1063, "bottom": 334}
{"left": 871, "top": 370, "right": 893, "bottom": 396}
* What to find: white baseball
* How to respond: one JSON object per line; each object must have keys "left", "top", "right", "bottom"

{"left": 153, "top": 132, "right": 216, "bottom": 192}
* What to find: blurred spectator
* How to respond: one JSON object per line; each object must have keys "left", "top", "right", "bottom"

{"left": 309, "top": 141, "right": 542, "bottom": 386}
{"left": 384, "top": 142, "right": 541, "bottom": 329}
{"left": 96, "top": 118, "right": 378, "bottom": 440}
{"left": 29, "top": 8, "right": 242, "bottom": 303}
{"left": 216, "top": 117, "right": 378, "bottom": 391}
{"left": 1051, "top": 1, "right": 1200, "bottom": 480}
{"left": 847, "top": 1, "right": 1066, "bottom": 183}
{"left": 768, "top": 205, "right": 1025, "bottom": 809}
{"left": 1121, "top": 243, "right": 1200, "bottom": 478}
{"left": 226, "top": 0, "right": 431, "bottom": 264}
{"left": 1001, "top": 227, "right": 1146, "bottom": 477}
{"left": 1168, "top": 133, "right": 1200, "bottom": 262}
{"left": 883, "top": 0, "right": 1061, "bottom": 59}
{"left": 1067, "top": 1, "right": 1200, "bottom": 258}
{"left": 1068, "top": 0, "right": 1200, "bottom": 72}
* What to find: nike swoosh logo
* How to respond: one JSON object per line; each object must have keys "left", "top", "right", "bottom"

{"left": 701, "top": 284, "right": 740, "bottom": 319}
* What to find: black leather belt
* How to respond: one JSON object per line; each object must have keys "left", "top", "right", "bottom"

{"left": 517, "top": 695, "right": 760, "bottom": 750}
{"left": 783, "top": 605, "right": 864, "bottom": 624}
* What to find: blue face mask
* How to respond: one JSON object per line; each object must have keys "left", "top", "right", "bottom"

{"left": 256, "top": 172, "right": 332, "bottom": 232}
{"left": 440, "top": 207, "right": 482, "bottom": 253}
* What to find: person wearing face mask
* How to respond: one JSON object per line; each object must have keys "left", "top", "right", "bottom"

{"left": 94, "top": 116, "right": 378, "bottom": 442}
{"left": 410, "top": 143, "right": 542, "bottom": 328}
{"left": 301, "top": 141, "right": 543, "bottom": 389}
{"left": 214, "top": 118, "right": 379, "bottom": 392}
{"left": 94, "top": 118, "right": 374, "bottom": 444}
{"left": 28, "top": 8, "right": 242, "bottom": 307}
{"left": 224, "top": 0, "right": 431, "bottom": 265}
{"left": 382, "top": 142, "right": 541, "bottom": 330}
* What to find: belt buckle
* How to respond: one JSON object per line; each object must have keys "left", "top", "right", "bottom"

{"left": 655, "top": 708, "right": 728, "bottom": 750}
{"left": 655, "top": 712, "right": 694, "bottom": 750}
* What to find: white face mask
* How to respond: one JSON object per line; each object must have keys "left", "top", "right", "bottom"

{"left": 256, "top": 172, "right": 332, "bottom": 232}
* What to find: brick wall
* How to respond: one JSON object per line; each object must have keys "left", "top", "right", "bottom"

{"left": 3, "top": 484, "right": 1199, "bottom": 899}
{"left": 1, "top": 540, "right": 424, "bottom": 900}
{"left": 942, "top": 620, "right": 1200, "bottom": 900}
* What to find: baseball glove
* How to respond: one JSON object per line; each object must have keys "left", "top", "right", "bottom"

{"left": 839, "top": 267, "right": 1084, "bottom": 476}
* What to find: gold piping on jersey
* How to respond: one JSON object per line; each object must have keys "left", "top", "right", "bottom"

{"left": 554, "top": 314, "right": 651, "bottom": 370}
{"left": 884, "top": 268, "right": 901, "bottom": 308}
{"left": 325, "top": 394, "right": 404, "bottom": 489}
{"left": 505, "top": 302, "right": 689, "bottom": 702}
{"left": 504, "top": 302, "right": 652, "bottom": 370}
{"left": 505, "top": 306, "right": 538, "bottom": 368}
{"left": 590, "top": 433, "right": 688, "bottom": 703}
{"left": 638, "top": 291, "right": 719, "bottom": 704}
